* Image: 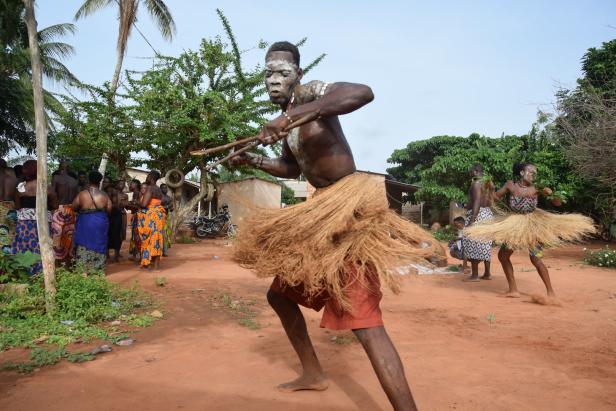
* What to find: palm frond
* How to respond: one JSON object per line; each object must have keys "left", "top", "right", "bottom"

{"left": 38, "top": 23, "right": 77, "bottom": 42}
{"left": 144, "top": 0, "right": 176, "bottom": 40}
{"left": 39, "top": 41, "right": 76, "bottom": 60}
{"left": 74, "top": 0, "right": 113, "bottom": 20}
{"left": 39, "top": 57, "right": 80, "bottom": 85}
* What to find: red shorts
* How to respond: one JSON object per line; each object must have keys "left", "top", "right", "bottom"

{"left": 269, "top": 266, "right": 383, "bottom": 330}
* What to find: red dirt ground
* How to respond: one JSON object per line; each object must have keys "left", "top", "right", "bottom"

{"left": 1, "top": 241, "right": 615, "bottom": 410}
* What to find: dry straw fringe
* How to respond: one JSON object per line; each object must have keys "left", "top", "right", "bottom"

{"left": 465, "top": 208, "right": 596, "bottom": 250}
{"left": 233, "top": 173, "right": 444, "bottom": 310}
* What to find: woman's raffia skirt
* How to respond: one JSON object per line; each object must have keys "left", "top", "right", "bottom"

{"left": 464, "top": 208, "right": 595, "bottom": 250}
{"left": 232, "top": 173, "right": 445, "bottom": 310}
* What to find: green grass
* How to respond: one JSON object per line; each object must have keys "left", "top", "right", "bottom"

{"left": 209, "top": 290, "right": 262, "bottom": 330}
{"left": 0, "top": 268, "right": 159, "bottom": 373}
{"left": 176, "top": 235, "right": 197, "bottom": 244}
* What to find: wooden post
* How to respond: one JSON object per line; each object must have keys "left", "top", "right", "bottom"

{"left": 24, "top": 0, "right": 56, "bottom": 314}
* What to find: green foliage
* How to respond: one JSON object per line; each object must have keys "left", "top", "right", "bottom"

{"left": 3, "top": 347, "right": 95, "bottom": 373}
{"left": 124, "top": 313, "right": 155, "bottom": 328}
{"left": 209, "top": 290, "right": 262, "bottom": 331}
{"left": 0, "top": 0, "right": 79, "bottom": 155}
{"left": 52, "top": 83, "right": 137, "bottom": 173}
{"left": 554, "top": 39, "right": 616, "bottom": 207}
{"left": 584, "top": 247, "right": 616, "bottom": 268}
{"left": 124, "top": 24, "right": 276, "bottom": 176}
{"left": 387, "top": 122, "right": 596, "bottom": 215}
{"left": 0, "top": 252, "right": 41, "bottom": 283}
{"left": 0, "top": 269, "right": 154, "bottom": 351}
{"left": 432, "top": 226, "right": 458, "bottom": 242}
{"left": 281, "top": 184, "right": 301, "bottom": 205}
{"left": 176, "top": 234, "right": 197, "bottom": 244}
{"left": 579, "top": 39, "right": 616, "bottom": 95}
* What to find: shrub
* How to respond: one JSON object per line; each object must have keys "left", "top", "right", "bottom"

{"left": 584, "top": 247, "right": 616, "bottom": 268}
{"left": 0, "top": 252, "right": 41, "bottom": 284}
{"left": 432, "top": 225, "right": 458, "bottom": 242}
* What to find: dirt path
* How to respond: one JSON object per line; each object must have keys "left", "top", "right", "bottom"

{"left": 1, "top": 241, "right": 615, "bottom": 410}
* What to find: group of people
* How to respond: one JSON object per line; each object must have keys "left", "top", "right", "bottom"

{"left": 451, "top": 162, "right": 595, "bottom": 298}
{"left": 0, "top": 159, "right": 174, "bottom": 273}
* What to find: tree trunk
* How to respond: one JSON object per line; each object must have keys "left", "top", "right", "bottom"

{"left": 98, "top": 39, "right": 126, "bottom": 181}
{"left": 170, "top": 166, "right": 210, "bottom": 237}
{"left": 24, "top": 0, "right": 56, "bottom": 314}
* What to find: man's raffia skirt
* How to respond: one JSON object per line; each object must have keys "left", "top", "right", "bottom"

{"left": 464, "top": 208, "right": 595, "bottom": 250}
{"left": 233, "top": 173, "right": 445, "bottom": 310}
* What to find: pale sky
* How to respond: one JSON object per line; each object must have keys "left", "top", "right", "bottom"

{"left": 37, "top": 0, "right": 616, "bottom": 173}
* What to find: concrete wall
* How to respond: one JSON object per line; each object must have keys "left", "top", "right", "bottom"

{"left": 218, "top": 178, "right": 281, "bottom": 227}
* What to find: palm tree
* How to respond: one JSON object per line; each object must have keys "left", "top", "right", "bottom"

{"left": 74, "top": 0, "right": 175, "bottom": 94}
{"left": 0, "top": 0, "right": 79, "bottom": 155}
{"left": 74, "top": 0, "right": 175, "bottom": 177}
{"left": 23, "top": 0, "right": 56, "bottom": 313}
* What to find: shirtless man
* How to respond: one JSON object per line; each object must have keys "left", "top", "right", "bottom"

{"left": 230, "top": 42, "right": 418, "bottom": 411}
{"left": 0, "top": 159, "right": 17, "bottom": 202}
{"left": 117, "top": 180, "right": 129, "bottom": 250}
{"left": 462, "top": 164, "right": 494, "bottom": 282}
{"left": 52, "top": 161, "right": 79, "bottom": 206}
{"left": 77, "top": 171, "right": 88, "bottom": 192}
{"left": 51, "top": 160, "right": 79, "bottom": 262}
{"left": 126, "top": 179, "right": 143, "bottom": 263}
{"left": 0, "top": 159, "right": 17, "bottom": 253}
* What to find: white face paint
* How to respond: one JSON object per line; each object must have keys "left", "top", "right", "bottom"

{"left": 265, "top": 53, "right": 301, "bottom": 105}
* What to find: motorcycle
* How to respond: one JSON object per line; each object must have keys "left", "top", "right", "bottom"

{"left": 190, "top": 205, "right": 237, "bottom": 239}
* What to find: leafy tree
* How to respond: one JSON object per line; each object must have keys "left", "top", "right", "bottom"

{"left": 74, "top": 0, "right": 176, "bottom": 176}
{"left": 386, "top": 125, "right": 593, "bottom": 217}
{"left": 555, "top": 39, "right": 616, "bottom": 229}
{"left": 122, "top": 10, "right": 322, "bottom": 233}
{"left": 51, "top": 83, "right": 137, "bottom": 175}
{"left": 0, "top": 0, "right": 78, "bottom": 156}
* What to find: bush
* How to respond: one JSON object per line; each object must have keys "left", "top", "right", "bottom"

{"left": 0, "top": 268, "right": 155, "bottom": 352}
{"left": 0, "top": 252, "right": 41, "bottom": 284}
{"left": 433, "top": 225, "right": 458, "bottom": 242}
{"left": 584, "top": 247, "right": 616, "bottom": 268}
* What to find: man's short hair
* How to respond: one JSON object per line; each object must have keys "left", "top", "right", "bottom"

{"left": 148, "top": 170, "right": 161, "bottom": 181}
{"left": 266, "top": 41, "right": 300, "bottom": 67}
{"left": 454, "top": 216, "right": 466, "bottom": 224}
{"left": 88, "top": 171, "right": 103, "bottom": 185}
{"left": 472, "top": 163, "right": 483, "bottom": 172}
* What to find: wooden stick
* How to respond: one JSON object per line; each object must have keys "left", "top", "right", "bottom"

{"left": 190, "top": 135, "right": 257, "bottom": 156}
{"left": 204, "top": 141, "right": 259, "bottom": 171}
{"left": 191, "top": 111, "right": 320, "bottom": 157}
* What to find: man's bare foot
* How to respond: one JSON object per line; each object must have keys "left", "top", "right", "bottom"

{"left": 463, "top": 275, "right": 480, "bottom": 282}
{"left": 277, "top": 375, "right": 329, "bottom": 393}
{"left": 499, "top": 291, "right": 520, "bottom": 298}
{"left": 480, "top": 274, "right": 492, "bottom": 280}
{"left": 530, "top": 293, "right": 561, "bottom": 306}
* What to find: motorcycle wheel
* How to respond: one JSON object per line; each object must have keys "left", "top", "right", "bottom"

{"left": 227, "top": 224, "right": 237, "bottom": 238}
{"left": 195, "top": 223, "right": 214, "bottom": 239}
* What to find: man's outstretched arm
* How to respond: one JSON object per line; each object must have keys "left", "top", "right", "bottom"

{"left": 229, "top": 141, "right": 300, "bottom": 179}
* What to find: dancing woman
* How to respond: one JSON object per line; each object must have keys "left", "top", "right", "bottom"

{"left": 466, "top": 163, "right": 595, "bottom": 298}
